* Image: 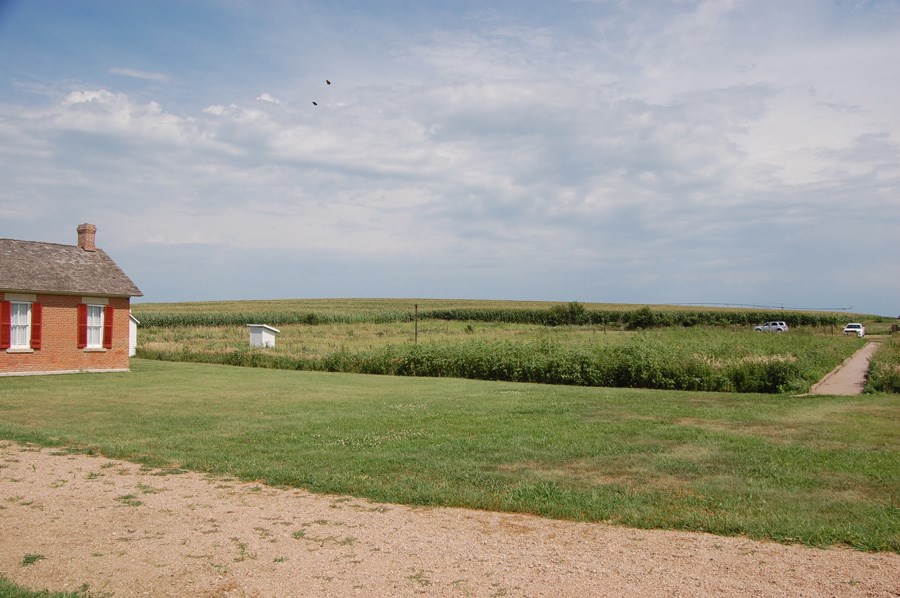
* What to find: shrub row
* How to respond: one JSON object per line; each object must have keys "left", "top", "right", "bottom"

{"left": 136, "top": 304, "right": 841, "bottom": 329}
{"left": 138, "top": 333, "right": 849, "bottom": 394}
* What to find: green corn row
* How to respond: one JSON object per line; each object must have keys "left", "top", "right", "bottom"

{"left": 136, "top": 311, "right": 415, "bottom": 327}
{"left": 136, "top": 304, "right": 842, "bottom": 329}
{"left": 421, "top": 305, "right": 841, "bottom": 328}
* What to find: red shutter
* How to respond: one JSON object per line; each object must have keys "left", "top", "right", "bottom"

{"left": 30, "top": 303, "right": 42, "bottom": 350}
{"left": 77, "top": 303, "right": 88, "bottom": 349}
{"left": 103, "top": 305, "right": 114, "bottom": 349}
{"left": 0, "top": 301, "right": 10, "bottom": 350}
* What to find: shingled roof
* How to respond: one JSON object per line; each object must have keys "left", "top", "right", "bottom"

{"left": 0, "top": 238, "right": 143, "bottom": 297}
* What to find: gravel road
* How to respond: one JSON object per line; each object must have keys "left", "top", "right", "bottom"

{"left": 2, "top": 442, "right": 897, "bottom": 597}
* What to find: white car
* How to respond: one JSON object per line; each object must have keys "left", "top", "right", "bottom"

{"left": 754, "top": 321, "right": 788, "bottom": 332}
{"left": 843, "top": 323, "right": 865, "bottom": 337}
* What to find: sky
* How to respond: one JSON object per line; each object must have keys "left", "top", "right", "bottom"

{"left": 0, "top": 0, "right": 898, "bottom": 315}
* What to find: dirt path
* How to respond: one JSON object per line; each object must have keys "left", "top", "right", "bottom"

{"left": 1, "top": 442, "right": 897, "bottom": 597}
{"left": 810, "top": 341, "right": 880, "bottom": 395}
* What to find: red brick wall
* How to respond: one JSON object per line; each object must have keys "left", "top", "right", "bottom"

{"left": 1, "top": 294, "right": 132, "bottom": 375}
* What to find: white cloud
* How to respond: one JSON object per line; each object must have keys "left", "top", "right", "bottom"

{"left": 0, "top": 0, "right": 897, "bottom": 312}
{"left": 52, "top": 89, "right": 200, "bottom": 146}
{"left": 108, "top": 67, "right": 170, "bottom": 82}
{"left": 203, "top": 104, "right": 229, "bottom": 116}
{"left": 256, "top": 92, "right": 281, "bottom": 104}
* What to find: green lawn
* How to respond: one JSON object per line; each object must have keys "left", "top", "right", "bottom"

{"left": 1, "top": 359, "right": 897, "bottom": 551}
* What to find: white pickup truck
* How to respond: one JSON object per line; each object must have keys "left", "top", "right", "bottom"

{"left": 842, "top": 323, "right": 865, "bottom": 337}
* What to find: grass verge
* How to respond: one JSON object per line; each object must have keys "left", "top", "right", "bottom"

{"left": 0, "top": 359, "right": 897, "bottom": 551}
{"left": 0, "top": 577, "right": 94, "bottom": 597}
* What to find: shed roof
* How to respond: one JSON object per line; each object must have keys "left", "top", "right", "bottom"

{"left": 247, "top": 324, "right": 280, "bottom": 333}
{"left": 0, "top": 238, "right": 143, "bottom": 297}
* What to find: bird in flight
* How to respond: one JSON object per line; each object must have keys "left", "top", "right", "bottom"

{"left": 313, "top": 81, "right": 331, "bottom": 106}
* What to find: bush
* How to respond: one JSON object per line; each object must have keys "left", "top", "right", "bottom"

{"left": 866, "top": 337, "right": 900, "bottom": 393}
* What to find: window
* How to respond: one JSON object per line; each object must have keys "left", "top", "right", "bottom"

{"left": 87, "top": 305, "right": 104, "bottom": 348}
{"left": 78, "top": 303, "right": 113, "bottom": 350}
{"left": 1, "top": 300, "right": 41, "bottom": 350}
{"left": 10, "top": 302, "right": 31, "bottom": 348}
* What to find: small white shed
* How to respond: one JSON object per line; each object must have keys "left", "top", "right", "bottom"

{"left": 129, "top": 313, "right": 140, "bottom": 357}
{"left": 248, "top": 324, "right": 280, "bottom": 348}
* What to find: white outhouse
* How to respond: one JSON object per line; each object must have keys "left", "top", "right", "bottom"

{"left": 129, "top": 313, "right": 140, "bottom": 357}
{"left": 248, "top": 324, "right": 280, "bottom": 348}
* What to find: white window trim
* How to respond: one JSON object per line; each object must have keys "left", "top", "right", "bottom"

{"left": 86, "top": 304, "right": 105, "bottom": 349}
{"left": 9, "top": 301, "right": 32, "bottom": 350}
{"left": 81, "top": 296, "right": 109, "bottom": 305}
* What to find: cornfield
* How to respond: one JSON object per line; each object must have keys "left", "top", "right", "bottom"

{"left": 133, "top": 301, "right": 844, "bottom": 329}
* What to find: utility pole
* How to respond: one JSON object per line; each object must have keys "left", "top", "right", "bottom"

{"left": 414, "top": 304, "right": 418, "bottom": 345}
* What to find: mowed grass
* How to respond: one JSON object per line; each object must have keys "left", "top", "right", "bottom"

{"left": 0, "top": 359, "right": 897, "bottom": 551}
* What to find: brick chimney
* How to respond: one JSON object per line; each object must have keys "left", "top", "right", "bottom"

{"left": 77, "top": 223, "right": 97, "bottom": 251}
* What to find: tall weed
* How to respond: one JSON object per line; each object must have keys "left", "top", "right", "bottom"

{"left": 866, "top": 336, "right": 900, "bottom": 393}
{"left": 139, "top": 329, "right": 861, "bottom": 394}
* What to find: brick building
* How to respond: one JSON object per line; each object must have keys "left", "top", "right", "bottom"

{"left": 1, "top": 224, "right": 143, "bottom": 375}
